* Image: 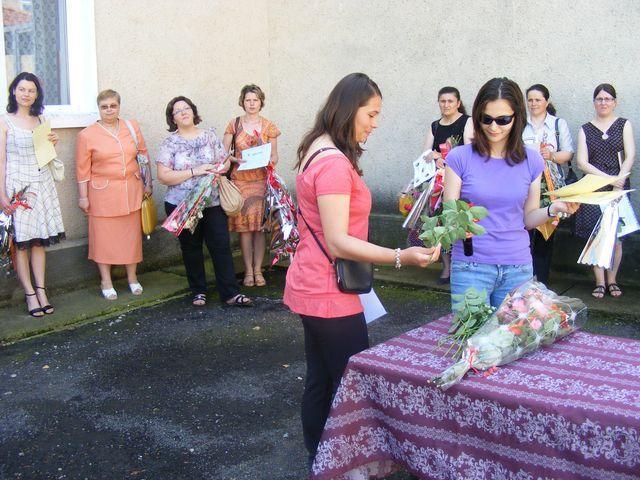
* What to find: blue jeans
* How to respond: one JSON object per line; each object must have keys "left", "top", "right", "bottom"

{"left": 450, "top": 261, "right": 534, "bottom": 309}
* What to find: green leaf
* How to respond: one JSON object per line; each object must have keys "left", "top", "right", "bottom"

{"left": 433, "top": 226, "right": 446, "bottom": 236}
{"left": 469, "top": 206, "right": 489, "bottom": 219}
{"left": 457, "top": 200, "right": 470, "bottom": 210}
{"left": 443, "top": 200, "right": 457, "bottom": 211}
{"left": 468, "top": 223, "right": 486, "bottom": 236}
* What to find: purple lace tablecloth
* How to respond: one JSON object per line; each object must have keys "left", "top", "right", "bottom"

{"left": 311, "top": 315, "right": 640, "bottom": 480}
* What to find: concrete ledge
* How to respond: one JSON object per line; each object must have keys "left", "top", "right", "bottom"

{"left": 0, "top": 228, "right": 241, "bottom": 306}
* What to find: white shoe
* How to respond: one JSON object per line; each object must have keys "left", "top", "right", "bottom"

{"left": 101, "top": 287, "right": 117, "bottom": 300}
{"left": 129, "top": 282, "right": 143, "bottom": 295}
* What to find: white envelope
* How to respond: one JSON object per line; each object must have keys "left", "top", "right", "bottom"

{"left": 237, "top": 143, "right": 272, "bottom": 171}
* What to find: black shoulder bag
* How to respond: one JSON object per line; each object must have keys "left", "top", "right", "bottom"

{"left": 297, "top": 148, "right": 373, "bottom": 294}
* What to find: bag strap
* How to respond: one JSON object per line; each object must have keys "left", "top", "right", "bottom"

{"left": 124, "top": 119, "right": 139, "bottom": 151}
{"left": 297, "top": 146, "right": 340, "bottom": 266}
{"left": 231, "top": 116, "right": 240, "bottom": 156}
{"left": 301, "top": 147, "right": 338, "bottom": 172}
{"left": 297, "top": 207, "right": 334, "bottom": 266}
{"left": 554, "top": 117, "right": 574, "bottom": 168}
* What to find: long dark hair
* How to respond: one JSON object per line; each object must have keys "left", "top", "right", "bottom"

{"left": 438, "top": 86, "right": 467, "bottom": 115}
{"left": 6, "top": 72, "right": 44, "bottom": 116}
{"left": 526, "top": 84, "right": 556, "bottom": 116}
{"left": 295, "top": 73, "right": 382, "bottom": 175}
{"left": 165, "top": 96, "right": 202, "bottom": 132}
{"left": 472, "top": 77, "right": 527, "bottom": 165}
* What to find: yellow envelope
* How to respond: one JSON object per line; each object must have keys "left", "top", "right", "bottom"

{"left": 546, "top": 173, "right": 628, "bottom": 198}
{"left": 555, "top": 189, "right": 633, "bottom": 205}
{"left": 33, "top": 120, "right": 57, "bottom": 168}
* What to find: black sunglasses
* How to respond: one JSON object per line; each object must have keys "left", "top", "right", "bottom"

{"left": 480, "top": 114, "right": 515, "bottom": 126}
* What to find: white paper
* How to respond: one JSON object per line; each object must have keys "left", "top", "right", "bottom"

{"left": 412, "top": 150, "right": 436, "bottom": 188}
{"left": 600, "top": 193, "right": 639, "bottom": 237}
{"left": 578, "top": 199, "right": 620, "bottom": 268}
{"left": 359, "top": 289, "right": 387, "bottom": 324}
{"left": 237, "top": 143, "right": 272, "bottom": 171}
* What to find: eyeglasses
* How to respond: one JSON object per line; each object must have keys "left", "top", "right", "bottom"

{"left": 480, "top": 114, "right": 515, "bottom": 126}
{"left": 173, "top": 106, "right": 192, "bottom": 116}
{"left": 594, "top": 97, "right": 615, "bottom": 104}
{"left": 99, "top": 103, "right": 119, "bottom": 111}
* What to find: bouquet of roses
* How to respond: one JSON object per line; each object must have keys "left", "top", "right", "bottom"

{"left": 162, "top": 174, "right": 217, "bottom": 236}
{"left": 1, "top": 186, "right": 33, "bottom": 271}
{"left": 438, "top": 288, "right": 496, "bottom": 359}
{"left": 432, "top": 280, "right": 587, "bottom": 390}
{"left": 262, "top": 166, "right": 299, "bottom": 265}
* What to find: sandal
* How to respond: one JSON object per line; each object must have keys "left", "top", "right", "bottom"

{"left": 243, "top": 274, "right": 255, "bottom": 287}
{"left": 101, "top": 286, "right": 118, "bottom": 301}
{"left": 34, "top": 286, "right": 54, "bottom": 314}
{"left": 607, "top": 283, "right": 622, "bottom": 297}
{"left": 25, "top": 292, "right": 45, "bottom": 317}
{"left": 192, "top": 293, "right": 206, "bottom": 306}
{"left": 254, "top": 272, "right": 266, "bottom": 287}
{"left": 225, "top": 294, "right": 253, "bottom": 307}
{"left": 191, "top": 293, "right": 207, "bottom": 307}
{"left": 129, "top": 282, "right": 143, "bottom": 295}
{"left": 591, "top": 285, "right": 605, "bottom": 299}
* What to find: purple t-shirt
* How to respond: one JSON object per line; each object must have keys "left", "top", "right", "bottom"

{"left": 446, "top": 144, "right": 544, "bottom": 265}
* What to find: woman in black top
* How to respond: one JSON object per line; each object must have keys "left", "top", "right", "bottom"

{"left": 420, "top": 86, "right": 473, "bottom": 283}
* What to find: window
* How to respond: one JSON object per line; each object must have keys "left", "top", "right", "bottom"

{"left": 0, "top": 0, "right": 97, "bottom": 127}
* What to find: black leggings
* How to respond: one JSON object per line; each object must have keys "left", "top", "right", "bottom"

{"left": 300, "top": 312, "right": 369, "bottom": 460}
{"left": 165, "top": 203, "right": 239, "bottom": 302}
{"left": 530, "top": 229, "right": 555, "bottom": 285}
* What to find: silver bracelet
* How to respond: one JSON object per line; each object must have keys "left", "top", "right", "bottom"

{"left": 394, "top": 248, "right": 401, "bottom": 269}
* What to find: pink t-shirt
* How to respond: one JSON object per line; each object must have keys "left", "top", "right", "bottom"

{"left": 284, "top": 153, "right": 371, "bottom": 318}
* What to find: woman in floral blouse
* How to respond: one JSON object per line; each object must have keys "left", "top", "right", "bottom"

{"left": 157, "top": 96, "right": 252, "bottom": 307}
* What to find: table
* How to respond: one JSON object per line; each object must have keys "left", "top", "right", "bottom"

{"left": 311, "top": 315, "right": 640, "bottom": 480}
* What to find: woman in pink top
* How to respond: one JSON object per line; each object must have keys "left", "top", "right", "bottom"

{"left": 283, "top": 73, "right": 440, "bottom": 469}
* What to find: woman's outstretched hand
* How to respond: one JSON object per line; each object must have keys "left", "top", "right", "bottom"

{"left": 402, "top": 245, "right": 441, "bottom": 268}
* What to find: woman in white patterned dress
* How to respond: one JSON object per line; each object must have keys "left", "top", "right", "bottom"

{"left": 0, "top": 72, "right": 64, "bottom": 317}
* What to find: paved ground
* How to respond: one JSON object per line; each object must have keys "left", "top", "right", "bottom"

{"left": 1, "top": 268, "right": 639, "bottom": 480}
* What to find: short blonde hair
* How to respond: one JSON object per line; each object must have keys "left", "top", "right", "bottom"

{"left": 97, "top": 89, "right": 121, "bottom": 105}
{"left": 238, "top": 84, "right": 265, "bottom": 110}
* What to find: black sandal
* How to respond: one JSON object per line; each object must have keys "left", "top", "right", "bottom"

{"left": 591, "top": 285, "right": 605, "bottom": 299}
{"left": 34, "top": 286, "right": 54, "bottom": 314}
{"left": 225, "top": 294, "right": 253, "bottom": 307}
{"left": 192, "top": 293, "right": 207, "bottom": 306}
{"left": 25, "top": 292, "right": 45, "bottom": 317}
{"left": 607, "top": 283, "right": 622, "bottom": 297}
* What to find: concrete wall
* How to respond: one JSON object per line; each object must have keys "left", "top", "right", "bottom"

{"left": 267, "top": 0, "right": 640, "bottom": 212}
{"left": 3, "top": 0, "right": 639, "bottom": 300}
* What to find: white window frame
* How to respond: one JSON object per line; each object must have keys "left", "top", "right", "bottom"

{"left": 0, "top": 0, "right": 98, "bottom": 128}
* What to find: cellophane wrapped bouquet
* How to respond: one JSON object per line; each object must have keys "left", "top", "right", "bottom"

{"left": 1, "top": 186, "right": 33, "bottom": 272}
{"left": 263, "top": 166, "right": 299, "bottom": 265}
{"left": 162, "top": 174, "right": 216, "bottom": 236}
{"left": 433, "top": 280, "right": 587, "bottom": 390}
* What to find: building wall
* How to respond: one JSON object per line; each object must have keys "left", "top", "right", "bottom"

{"left": 3, "top": 0, "right": 639, "bottom": 299}
{"left": 266, "top": 0, "right": 640, "bottom": 212}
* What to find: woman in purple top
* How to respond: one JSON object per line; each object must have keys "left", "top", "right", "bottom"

{"left": 443, "top": 78, "right": 579, "bottom": 308}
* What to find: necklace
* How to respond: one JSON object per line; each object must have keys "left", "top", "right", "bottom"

{"left": 99, "top": 120, "right": 119, "bottom": 136}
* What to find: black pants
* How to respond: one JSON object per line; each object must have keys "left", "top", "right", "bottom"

{"left": 530, "top": 229, "right": 555, "bottom": 285}
{"left": 165, "top": 203, "right": 239, "bottom": 302}
{"left": 300, "top": 312, "right": 369, "bottom": 461}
